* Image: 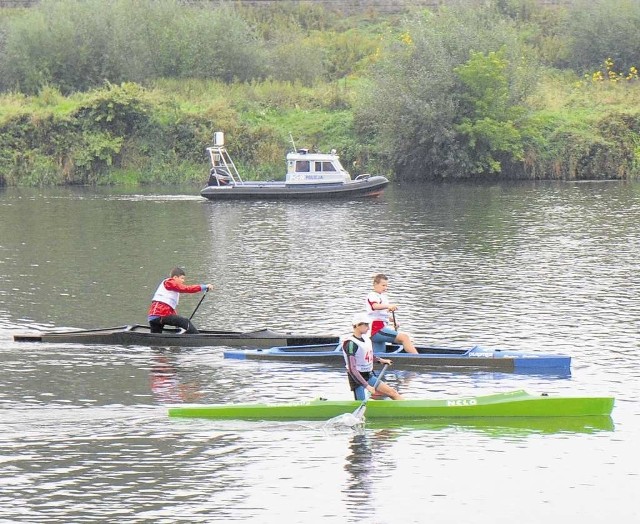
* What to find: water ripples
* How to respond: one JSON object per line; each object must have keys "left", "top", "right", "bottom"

{"left": 2, "top": 182, "right": 640, "bottom": 522}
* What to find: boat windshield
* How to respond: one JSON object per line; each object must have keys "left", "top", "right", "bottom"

{"left": 315, "top": 162, "right": 336, "bottom": 172}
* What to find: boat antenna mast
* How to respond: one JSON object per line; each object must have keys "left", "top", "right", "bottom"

{"left": 289, "top": 132, "right": 297, "bottom": 152}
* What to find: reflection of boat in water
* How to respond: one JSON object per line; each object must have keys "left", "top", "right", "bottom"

{"left": 168, "top": 389, "right": 614, "bottom": 421}
{"left": 366, "top": 415, "right": 615, "bottom": 435}
{"left": 200, "top": 132, "right": 389, "bottom": 200}
{"left": 223, "top": 342, "right": 572, "bottom": 375}
{"left": 150, "top": 350, "right": 204, "bottom": 403}
{"left": 165, "top": 414, "right": 614, "bottom": 437}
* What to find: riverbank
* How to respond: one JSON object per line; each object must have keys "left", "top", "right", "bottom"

{"left": 0, "top": 0, "right": 639, "bottom": 185}
{"left": 1, "top": 75, "right": 639, "bottom": 187}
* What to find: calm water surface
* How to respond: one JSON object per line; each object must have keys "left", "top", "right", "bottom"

{"left": 1, "top": 182, "right": 639, "bottom": 523}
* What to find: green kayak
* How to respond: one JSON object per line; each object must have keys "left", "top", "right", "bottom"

{"left": 168, "top": 390, "right": 614, "bottom": 421}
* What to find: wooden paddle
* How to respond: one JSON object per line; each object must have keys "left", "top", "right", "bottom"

{"left": 353, "top": 363, "right": 390, "bottom": 420}
{"left": 189, "top": 289, "right": 208, "bottom": 321}
{"left": 391, "top": 310, "right": 398, "bottom": 330}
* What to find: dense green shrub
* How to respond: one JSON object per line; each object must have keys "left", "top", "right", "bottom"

{"left": 0, "top": 0, "right": 379, "bottom": 95}
{"left": 265, "top": 32, "right": 327, "bottom": 87}
{"left": 454, "top": 48, "right": 526, "bottom": 174}
{"left": 74, "top": 82, "right": 151, "bottom": 137}
{"left": 0, "top": 82, "right": 149, "bottom": 184}
{"left": 517, "top": 106, "right": 640, "bottom": 181}
{"left": 355, "top": 2, "right": 539, "bottom": 180}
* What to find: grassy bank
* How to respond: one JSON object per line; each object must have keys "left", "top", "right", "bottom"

{"left": 0, "top": 80, "right": 366, "bottom": 186}
{"left": 520, "top": 73, "right": 640, "bottom": 180}
{"left": 1, "top": 73, "right": 640, "bottom": 186}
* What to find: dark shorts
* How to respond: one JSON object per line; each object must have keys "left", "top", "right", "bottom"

{"left": 149, "top": 315, "right": 199, "bottom": 334}
{"left": 347, "top": 370, "right": 372, "bottom": 391}
{"left": 347, "top": 371, "right": 383, "bottom": 400}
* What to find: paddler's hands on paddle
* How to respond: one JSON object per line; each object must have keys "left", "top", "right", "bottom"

{"left": 391, "top": 310, "right": 398, "bottom": 330}
{"left": 367, "top": 359, "right": 392, "bottom": 395}
{"left": 188, "top": 283, "right": 214, "bottom": 321}
{"left": 386, "top": 305, "right": 400, "bottom": 329}
{"left": 365, "top": 358, "right": 393, "bottom": 395}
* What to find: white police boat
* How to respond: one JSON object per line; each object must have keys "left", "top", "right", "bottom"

{"left": 200, "top": 132, "right": 389, "bottom": 200}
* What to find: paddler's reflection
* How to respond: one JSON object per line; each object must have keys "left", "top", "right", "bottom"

{"left": 343, "top": 429, "right": 397, "bottom": 517}
{"left": 149, "top": 348, "right": 203, "bottom": 403}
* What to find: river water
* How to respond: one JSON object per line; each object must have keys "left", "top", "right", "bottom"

{"left": 0, "top": 181, "right": 638, "bottom": 523}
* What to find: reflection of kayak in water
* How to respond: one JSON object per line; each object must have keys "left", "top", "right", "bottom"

{"left": 151, "top": 357, "right": 181, "bottom": 403}
{"left": 366, "top": 415, "right": 615, "bottom": 435}
{"left": 168, "top": 390, "right": 614, "bottom": 421}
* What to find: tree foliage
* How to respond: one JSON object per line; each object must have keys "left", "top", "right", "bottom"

{"left": 1, "top": 0, "right": 640, "bottom": 185}
{"left": 560, "top": 0, "right": 640, "bottom": 74}
{"left": 0, "top": 0, "right": 385, "bottom": 95}
{"left": 454, "top": 48, "right": 525, "bottom": 174}
{"left": 355, "top": 3, "right": 539, "bottom": 179}
{"left": 0, "top": 0, "right": 266, "bottom": 94}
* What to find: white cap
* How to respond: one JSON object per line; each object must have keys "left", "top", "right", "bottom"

{"left": 352, "top": 313, "right": 371, "bottom": 326}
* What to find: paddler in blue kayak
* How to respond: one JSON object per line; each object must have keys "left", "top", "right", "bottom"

{"left": 365, "top": 273, "right": 418, "bottom": 353}
{"left": 342, "top": 313, "right": 403, "bottom": 400}
{"left": 148, "top": 267, "right": 213, "bottom": 334}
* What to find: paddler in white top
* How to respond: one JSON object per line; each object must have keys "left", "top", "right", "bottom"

{"left": 148, "top": 267, "right": 213, "bottom": 334}
{"left": 342, "top": 313, "right": 403, "bottom": 400}
{"left": 365, "top": 273, "right": 418, "bottom": 354}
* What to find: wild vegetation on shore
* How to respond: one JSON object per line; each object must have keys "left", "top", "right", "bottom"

{"left": 0, "top": 0, "right": 638, "bottom": 186}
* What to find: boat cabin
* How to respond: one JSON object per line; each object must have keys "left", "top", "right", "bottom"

{"left": 285, "top": 149, "right": 351, "bottom": 185}
{"left": 205, "top": 132, "right": 353, "bottom": 187}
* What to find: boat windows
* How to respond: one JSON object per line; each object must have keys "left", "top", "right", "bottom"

{"left": 314, "top": 161, "right": 337, "bottom": 172}
{"left": 296, "top": 160, "right": 310, "bottom": 172}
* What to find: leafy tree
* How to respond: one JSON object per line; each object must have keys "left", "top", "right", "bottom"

{"left": 264, "top": 29, "right": 326, "bottom": 87}
{"left": 0, "top": 0, "right": 266, "bottom": 94}
{"left": 74, "top": 82, "right": 152, "bottom": 137}
{"left": 560, "top": 0, "right": 640, "bottom": 73}
{"left": 355, "top": 2, "right": 539, "bottom": 179}
{"left": 454, "top": 48, "right": 525, "bottom": 174}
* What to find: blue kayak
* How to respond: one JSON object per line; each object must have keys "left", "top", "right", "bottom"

{"left": 223, "top": 342, "right": 571, "bottom": 374}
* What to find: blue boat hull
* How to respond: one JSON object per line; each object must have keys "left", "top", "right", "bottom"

{"left": 224, "top": 342, "right": 571, "bottom": 375}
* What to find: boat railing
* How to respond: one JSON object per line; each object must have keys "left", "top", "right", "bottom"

{"left": 206, "top": 145, "right": 244, "bottom": 186}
